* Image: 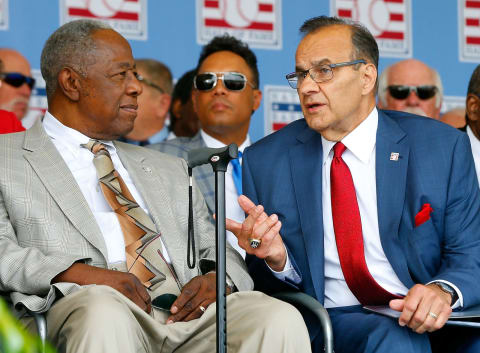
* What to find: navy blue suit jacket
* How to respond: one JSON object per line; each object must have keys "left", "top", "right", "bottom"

{"left": 243, "top": 109, "right": 480, "bottom": 309}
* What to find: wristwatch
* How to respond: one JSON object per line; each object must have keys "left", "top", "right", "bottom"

{"left": 433, "top": 282, "right": 458, "bottom": 304}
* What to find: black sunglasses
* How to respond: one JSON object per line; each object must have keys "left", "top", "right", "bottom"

{"left": 0, "top": 72, "right": 36, "bottom": 89}
{"left": 387, "top": 85, "right": 437, "bottom": 100}
{"left": 194, "top": 72, "right": 255, "bottom": 92}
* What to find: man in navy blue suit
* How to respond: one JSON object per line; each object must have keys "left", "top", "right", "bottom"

{"left": 226, "top": 16, "right": 480, "bottom": 353}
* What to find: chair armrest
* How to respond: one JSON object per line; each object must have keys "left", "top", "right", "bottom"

{"left": 26, "top": 309, "right": 47, "bottom": 353}
{"left": 273, "top": 292, "right": 334, "bottom": 353}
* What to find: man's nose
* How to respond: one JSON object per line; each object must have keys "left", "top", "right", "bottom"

{"left": 405, "top": 90, "right": 420, "bottom": 106}
{"left": 212, "top": 77, "right": 228, "bottom": 95}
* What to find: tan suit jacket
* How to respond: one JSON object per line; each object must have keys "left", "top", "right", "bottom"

{"left": 0, "top": 120, "right": 252, "bottom": 313}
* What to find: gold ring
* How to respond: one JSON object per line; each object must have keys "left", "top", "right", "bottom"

{"left": 428, "top": 311, "right": 438, "bottom": 319}
{"left": 248, "top": 238, "right": 261, "bottom": 249}
{"left": 199, "top": 305, "right": 206, "bottom": 313}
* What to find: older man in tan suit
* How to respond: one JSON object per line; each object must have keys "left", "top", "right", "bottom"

{"left": 0, "top": 19, "right": 310, "bottom": 353}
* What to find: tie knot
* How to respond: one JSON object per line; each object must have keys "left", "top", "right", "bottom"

{"left": 333, "top": 142, "right": 347, "bottom": 158}
{"left": 81, "top": 139, "right": 109, "bottom": 156}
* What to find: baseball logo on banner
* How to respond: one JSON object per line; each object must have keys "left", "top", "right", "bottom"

{"left": 459, "top": 0, "right": 480, "bottom": 62}
{"left": 60, "top": 0, "right": 147, "bottom": 40}
{"left": 196, "top": 0, "right": 282, "bottom": 49}
{"left": 0, "top": 0, "right": 8, "bottom": 30}
{"left": 22, "top": 69, "right": 48, "bottom": 129}
{"left": 331, "top": 0, "right": 412, "bottom": 58}
{"left": 264, "top": 85, "right": 302, "bottom": 136}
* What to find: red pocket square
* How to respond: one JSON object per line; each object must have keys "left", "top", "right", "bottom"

{"left": 415, "top": 203, "right": 433, "bottom": 227}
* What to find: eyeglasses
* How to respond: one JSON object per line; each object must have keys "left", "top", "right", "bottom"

{"left": 387, "top": 85, "right": 438, "bottom": 100}
{"left": 194, "top": 72, "right": 256, "bottom": 92}
{"left": 0, "top": 72, "right": 36, "bottom": 89}
{"left": 286, "top": 59, "right": 366, "bottom": 89}
{"left": 137, "top": 74, "right": 164, "bottom": 93}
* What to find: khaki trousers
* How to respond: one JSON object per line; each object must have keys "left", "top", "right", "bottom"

{"left": 25, "top": 285, "right": 311, "bottom": 353}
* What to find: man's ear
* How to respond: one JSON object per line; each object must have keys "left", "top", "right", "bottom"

{"left": 57, "top": 67, "right": 82, "bottom": 101}
{"left": 361, "top": 63, "right": 377, "bottom": 96}
{"left": 171, "top": 99, "right": 182, "bottom": 120}
{"left": 252, "top": 89, "right": 262, "bottom": 112}
{"left": 467, "top": 94, "right": 480, "bottom": 122}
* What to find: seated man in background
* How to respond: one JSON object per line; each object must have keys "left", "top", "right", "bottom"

{"left": 120, "top": 58, "right": 173, "bottom": 145}
{"left": 0, "top": 48, "right": 35, "bottom": 123}
{"left": 463, "top": 65, "right": 480, "bottom": 184}
{"left": 150, "top": 35, "right": 262, "bottom": 258}
{"left": 167, "top": 69, "right": 200, "bottom": 139}
{"left": 0, "top": 59, "right": 25, "bottom": 133}
{"left": 227, "top": 16, "right": 480, "bottom": 353}
{"left": 378, "top": 59, "right": 443, "bottom": 119}
{"left": 0, "top": 19, "right": 311, "bottom": 353}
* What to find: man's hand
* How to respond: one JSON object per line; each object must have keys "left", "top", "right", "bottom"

{"left": 389, "top": 283, "right": 452, "bottom": 333}
{"left": 225, "top": 195, "right": 287, "bottom": 271}
{"left": 167, "top": 272, "right": 217, "bottom": 324}
{"left": 52, "top": 262, "right": 152, "bottom": 313}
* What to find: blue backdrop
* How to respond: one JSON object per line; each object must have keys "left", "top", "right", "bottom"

{"left": 0, "top": 0, "right": 476, "bottom": 142}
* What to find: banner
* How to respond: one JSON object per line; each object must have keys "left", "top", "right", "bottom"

{"left": 196, "top": 0, "right": 282, "bottom": 49}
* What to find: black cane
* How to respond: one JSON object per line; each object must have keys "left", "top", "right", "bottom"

{"left": 187, "top": 144, "right": 238, "bottom": 353}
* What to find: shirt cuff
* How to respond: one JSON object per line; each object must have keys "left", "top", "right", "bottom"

{"left": 265, "top": 245, "right": 301, "bottom": 284}
{"left": 427, "top": 280, "right": 463, "bottom": 309}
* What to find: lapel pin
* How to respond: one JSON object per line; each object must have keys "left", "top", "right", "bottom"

{"left": 142, "top": 165, "right": 152, "bottom": 173}
{"left": 390, "top": 152, "right": 400, "bottom": 161}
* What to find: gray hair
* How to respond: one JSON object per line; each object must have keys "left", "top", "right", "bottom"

{"left": 40, "top": 19, "right": 112, "bottom": 98}
{"left": 378, "top": 64, "right": 443, "bottom": 108}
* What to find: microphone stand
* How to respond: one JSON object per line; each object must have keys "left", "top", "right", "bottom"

{"left": 187, "top": 144, "right": 238, "bottom": 353}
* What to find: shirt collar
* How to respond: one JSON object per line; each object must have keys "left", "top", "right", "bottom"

{"left": 43, "top": 111, "right": 116, "bottom": 151}
{"left": 321, "top": 107, "right": 378, "bottom": 164}
{"left": 200, "top": 129, "right": 250, "bottom": 153}
{"left": 467, "top": 125, "right": 480, "bottom": 149}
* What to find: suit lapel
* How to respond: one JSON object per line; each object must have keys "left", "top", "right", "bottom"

{"left": 375, "top": 111, "right": 415, "bottom": 288}
{"left": 289, "top": 125, "right": 325, "bottom": 301}
{"left": 22, "top": 121, "right": 109, "bottom": 260}
{"left": 115, "top": 144, "right": 192, "bottom": 284}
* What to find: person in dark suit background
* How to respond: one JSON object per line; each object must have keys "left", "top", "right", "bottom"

{"left": 463, "top": 65, "right": 480, "bottom": 184}
{"left": 226, "top": 16, "right": 480, "bottom": 353}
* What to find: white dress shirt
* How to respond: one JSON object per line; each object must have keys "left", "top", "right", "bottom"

{"left": 270, "top": 108, "right": 462, "bottom": 308}
{"left": 200, "top": 130, "right": 249, "bottom": 258}
{"left": 43, "top": 111, "right": 171, "bottom": 265}
{"left": 467, "top": 125, "right": 480, "bottom": 184}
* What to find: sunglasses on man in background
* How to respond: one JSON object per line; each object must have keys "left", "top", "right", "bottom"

{"left": 387, "top": 85, "right": 437, "bottom": 100}
{"left": 194, "top": 72, "right": 256, "bottom": 92}
{"left": 0, "top": 72, "right": 36, "bottom": 90}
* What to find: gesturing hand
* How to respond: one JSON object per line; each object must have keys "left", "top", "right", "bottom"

{"left": 167, "top": 272, "right": 217, "bottom": 324}
{"left": 225, "top": 195, "right": 287, "bottom": 271}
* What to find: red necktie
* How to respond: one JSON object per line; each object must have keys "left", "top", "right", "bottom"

{"left": 330, "top": 142, "right": 402, "bottom": 305}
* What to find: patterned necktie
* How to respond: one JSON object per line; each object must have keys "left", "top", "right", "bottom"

{"left": 330, "top": 142, "right": 402, "bottom": 305}
{"left": 231, "top": 150, "right": 243, "bottom": 195}
{"left": 82, "top": 140, "right": 178, "bottom": 290}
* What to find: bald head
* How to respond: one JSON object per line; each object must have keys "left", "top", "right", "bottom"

{"left": 0, "top": 49, "right": 33, "bottom": 119}
{"left": 378, "top": 59, "right": 443, "bottom": 119}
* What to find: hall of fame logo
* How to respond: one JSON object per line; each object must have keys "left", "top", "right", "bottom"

{"left": 196, "top": 0, "right": 282, "bottom": 49}
{"left": 23, "top": 69, "right": 48, "bottom": 129}
{"left": 331, "top": 0, "right": 412, "bottom": 58}
{"left": 459, "top": 0, "right": 480, "bottom": 62}
{"left": 0, "top": 0, "right": 8, "bottom": 30}
{"left": 264, "top": 85, "right": 302, "bottom": 136}
{"left": 60, "top": 0, "right": 147, "bottom": 40}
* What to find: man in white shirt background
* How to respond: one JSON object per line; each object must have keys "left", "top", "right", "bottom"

{"left": 226, "top": 16, "right": 480, "bottom": 353}
{"left": 150, "top": 34, "right": 262, "bottom": 258}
